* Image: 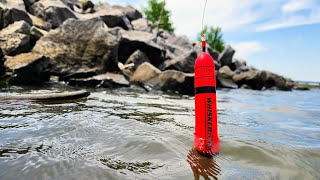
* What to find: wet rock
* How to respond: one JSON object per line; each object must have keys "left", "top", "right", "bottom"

{"left": 118, "top": 31, "right": 164, "bottom": 67}
{"left": 113, "top": 5, "right": 142, "bottom": 21}
{"left": 0, "top": 3, "right": 32, "bottom": 29}
{"left": 31, "top": 0, "right": 77, "bottom": 28}
{"left": 0, "top": 20, "right": 32, "bottom": 56}
{"left": 28, "top": 13, "right": 52, "bottom": 30}
{"left": 156, "top": 70, "right": 194, "bottom": 95}
{"left": 125, "top": 50, "right": 150, "bottom": 72}
{"left": 33, "top": 18, "right": 119, "bottom": 76}
{"left": 240, "top": 84, "right": 250, "bottom": 89}
{"left": 59, "top": 67, "right": 102, "bottom": 81}
{"left": 132, "top": 18, "right": 152, "bottom": 32}
{"left": 4, "top": 52, "right": 50, "bottom": 85}
{"left": 68, "top": 73, "right": 130, "bottom": 88}
{"left": 218, "top": 45, "right": 235, "bottom": 66}
{"left": 30, "top": 26, "right": 48, "bottom": 40}
{"left": 130, "top": 62, "right": 161, "bottom": 83}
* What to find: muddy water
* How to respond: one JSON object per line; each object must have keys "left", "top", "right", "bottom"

{"left": 0, "top": 84, "right": 319, "bottom": 179}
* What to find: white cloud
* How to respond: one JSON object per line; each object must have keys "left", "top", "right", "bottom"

{"left": 231, "top": 41, "right": 267, "bottom": 59}
{"left": 282, "top": 0, "right": 313, "bottom": 13}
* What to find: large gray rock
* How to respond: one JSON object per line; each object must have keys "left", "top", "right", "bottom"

{"left": 0, "top": 21, "right": 31, "bottom": 56}
{"left": 118, "top": 31, "right": 164, "bottom": 67}
{"left": 229, "top": 58, "right": 249, "bottom": 72}
{"left": 264, "top": 71, "right": 294, "bottom": 91}
{"left": 0, "top": 48, "right": 4, "bottom": 75}
{"left": 112, "top": 5, "right": 142, "bottom": 21}
{"left": 216, "top": 66, "right": 237, "bottom": 89}
{"left": 0, "top": 3, "right": 32, "bottom": 29}
{"left": 125, "top": 50, "right": 150, "bottom": 72}
{"left": 31, "top": 0, "right": 77, "bottom": 28}
{"left": 218, "top": 45, "right": 235, "bottom": 66}
{"left": 23, "top": 0, "right": 36, "bottom": 12}
{"left": 68, "top": 73, "right": 130, "bottom": 88}
{"left": 32, "top": 18, "right": 119, "bottom": 76}
{"left": 4, "top": 52, "right": 50, "bottom": 85}
{"left": 132, "top": 18, "right": 152, "bottom": 32}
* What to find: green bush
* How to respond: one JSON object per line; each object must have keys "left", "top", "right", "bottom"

{"left": 143, "top": 0, "right": 174, "bottom": 32}
{"left": 198, "top": 26, "right": 225, "bottom": 53}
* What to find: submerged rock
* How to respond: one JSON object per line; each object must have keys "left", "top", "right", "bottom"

{"left": 4, "top": 52, "right": 50, "bottom": 85}
{"left": 68, "top": 73, "right": 130, "bottom": 88}
{"left": 33, "top": 18, "right": 119, "bottom": 76}
{"left": 31, "top": 0, "right": 77, "bottom": 28}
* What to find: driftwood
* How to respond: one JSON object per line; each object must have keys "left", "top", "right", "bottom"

{"left": 0, "top": 90, "right": 90, "bottom": 101}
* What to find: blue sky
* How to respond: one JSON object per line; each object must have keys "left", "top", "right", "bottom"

{"left": 94, "top": 0, "right": 320, "bottom": 82}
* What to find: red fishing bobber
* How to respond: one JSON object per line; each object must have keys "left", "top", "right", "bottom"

{"left": 194, "top": 38, "right": 220, "bottom": 154}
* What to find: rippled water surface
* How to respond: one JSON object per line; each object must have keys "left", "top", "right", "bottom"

{"left": 0, "top": 84, "right": 320, "bottom": 179}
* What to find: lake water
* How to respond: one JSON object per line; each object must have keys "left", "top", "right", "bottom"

{"left": 0, "top": 84, "right": 319, "bottom": 179}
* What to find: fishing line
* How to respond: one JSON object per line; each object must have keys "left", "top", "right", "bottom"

{"left": 201, "top": 0, "right": 208, "bottom": 37}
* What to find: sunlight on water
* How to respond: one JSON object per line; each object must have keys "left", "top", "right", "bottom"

{"left": 0, "top": 84, "right": 319, "bottom": 179}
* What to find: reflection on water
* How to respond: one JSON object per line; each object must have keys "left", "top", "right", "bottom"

{"left": 0, "top": 84, "right": 320, "bottom": 179}
{"left": 187, "top": 148, "right": 221, "bottom": 180}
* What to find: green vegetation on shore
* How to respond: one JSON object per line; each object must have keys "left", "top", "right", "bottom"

{"left": 143, "top": 0, "right": 174, "bottom": 32}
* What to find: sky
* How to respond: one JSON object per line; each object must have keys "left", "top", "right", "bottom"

{"left": 94, "top": 0, "right": 320, "bottom": 82}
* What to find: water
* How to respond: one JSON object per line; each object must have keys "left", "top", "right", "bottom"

{"left": 0, "top": 83, "right": 319, "bottom": 180}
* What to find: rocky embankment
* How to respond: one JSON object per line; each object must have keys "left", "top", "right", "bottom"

{"left": 0, "top": 0, "right": 295, "bottom": 94}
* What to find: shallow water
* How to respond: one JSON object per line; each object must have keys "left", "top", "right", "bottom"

{"left": 0, "top": 83, "right": 319, "bottom": 180}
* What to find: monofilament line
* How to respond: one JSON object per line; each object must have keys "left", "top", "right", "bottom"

{"left": 201, "top": 0, "right": 208, "bottom": 37}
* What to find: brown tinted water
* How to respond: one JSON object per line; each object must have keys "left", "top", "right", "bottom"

{"left": 0, "top": 84, "right": 319, "bottom": 179}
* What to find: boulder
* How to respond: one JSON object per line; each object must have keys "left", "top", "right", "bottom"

{"left": 233, "top": 70, "right": 267, "bottom": 90}
{"left": 80, "top": 6, "right": 133, "bottom": 30}
{"left": 112, "top": 5, "right": 142, "bottom": 21}
{"left": 0, "top": 20, "right": 31, "bottom": 35}
{"left": 132, "top": 18, "right": 152, "bottom": 32}
{"left": 229, "top": 58, "right": 249, "bottom": 72}
{"left": 30, "top": 26, "right": 48, "bottom": 40}
{"left": 130, "top": 62, "right": 161, "bottom": 83}
{"left": 162, "top": 50, "right": 198, "bottom": 73}
{"left": 0, "top": 48, "right": 4, "bottom": 75}
{"left": 218, "top": 45, "right": 235, "bottom": 66}
{"left": 156, "top": 70, "right": 194, "bottom": 95}
{"left": 125, "top": 50, "right": 150, "bottom": 72}
{"left": 264, "top": 71, "right": 294, "bottom": 91}
{"left": 31, "top": 0, "right": 77, "bottom": 28}
{"left": 4, "top": 52, "right": 50, "bottom": 85}
{"left": 23, "top": 0, "right": 36, "bottom": 12}
{"left": 0, "top": 3, "right": 32, "bottom": 29}
{"left": 0, "top": 0, "right": 26, "bottom": 11}
{"left": 28, "top": 13, "right": 52, "bottom": 30}
{"left": 166, "top": 35, "right": 194, "bottom": 51}
{"left": 68, "top": 73, "right": 130, "bottom": 88}
{"left": 0, "top": 21, "right": 32, "bottom": 56}
{"left": 216, "top": 66, "right": 237, "bottom": 89}
{"left": 32, "top": 18, "right": 119, "bottom": 76}
{"left": 118, "top": 31, "right": 164, "bottom": 67}
{"left": 218, "top": 65, "right": 234, "bottom": 79}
